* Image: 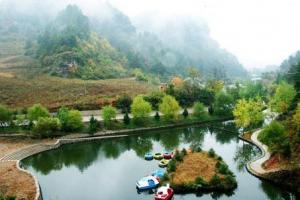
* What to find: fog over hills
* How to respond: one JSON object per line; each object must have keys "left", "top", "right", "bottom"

{"left": 0, "top": 0, "right": 247, "bottom": 80}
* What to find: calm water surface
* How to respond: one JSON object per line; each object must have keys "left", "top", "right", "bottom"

{"left": 22, "top": 122, "right": 295, "bottom": 200}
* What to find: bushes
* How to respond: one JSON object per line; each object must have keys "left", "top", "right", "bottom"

{"left": 58, "top": 108, "right": 83, "bottom": 132}
{"left": 208, "top": 148, "right": 216, "bottom": 157}
{"left": 144, "top": 91, "right": 165, "bottom": 110}
{"left": 27, "top": 104, "right": 50, "bottom": 121}
{"left": 168, "top": 159, "right": 177, "bottom": 172}
{"left": 88, "top": 115, "right": 99, "bottom": 134}
{"left": 123, "top": 112, "right": 130, "bottom": 125}
{"left": 131, "top": 96, "right": 152, "bottom": 124}
{"left": 258, "top": 121, "right": 289, "bottom": 155}
{"left": 102, "top": 106, "right": 117, "bottom": 127}
{"left": 33, "top": 117, "right": 61, "bottom": 137}
{"left": 182, "top": 108, "right": 189, "bottom": 118}
{"left": 0, "top": 194, "right": 16, "bottom": 200}
{"left": 159, "top": 95, "right": 181, "bottom": 120}
{"left": 213, "top": 92, "right": 234, "bottom": 117}
{"left": 193, "top": 102, "right": 206, "bottom": 118}
{"left": 115, "top": 95, "right": 132, "bottom": 113}
{"left": 258, "top": 121, "right": 286, "bottom": 146}
{"left": 0, "top": 104, "right": 13, "bottom": 124}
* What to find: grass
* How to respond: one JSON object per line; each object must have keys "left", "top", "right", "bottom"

{"left": 167, "top": 149, "right": 237, "bottom": 193}
{"left": 172, "top": 152, "right": 218, "bottom": 184}
{"left": 0, "top": 75, "right": 154, "bottom": 111}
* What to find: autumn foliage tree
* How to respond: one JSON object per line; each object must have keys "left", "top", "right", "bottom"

{"left": 233, "top": 98, "right": 264, "bottom": 129}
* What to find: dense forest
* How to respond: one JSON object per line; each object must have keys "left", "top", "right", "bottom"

{"left": 0, "top": 0, "right": 247, "bottom": 80}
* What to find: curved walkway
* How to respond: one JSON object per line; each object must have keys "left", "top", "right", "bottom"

{"left": 246, "top": 129, "right": 280, "bottom": 176}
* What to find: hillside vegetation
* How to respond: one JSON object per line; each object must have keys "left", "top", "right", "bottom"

{"left": 0, "top": 0, "right": 247, "bottom": 80}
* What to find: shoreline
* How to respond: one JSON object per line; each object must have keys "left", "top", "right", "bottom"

{"left": 0, "top": 118, "right": 230, "bottom": 200}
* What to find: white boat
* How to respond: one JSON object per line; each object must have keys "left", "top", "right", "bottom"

{"left": 136, "top": 176, "right": 159, "bottom": 190}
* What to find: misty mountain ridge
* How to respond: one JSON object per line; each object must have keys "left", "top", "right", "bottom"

{"left": 0, "top": 0, "right": 247, "bottom": 80}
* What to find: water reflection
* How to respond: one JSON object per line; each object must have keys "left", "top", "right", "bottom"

{"left": 21, "top": 124, "right": 295, "bottom": 200}
{"left": 234, "top": 143, "right": 259, "bottom": 172}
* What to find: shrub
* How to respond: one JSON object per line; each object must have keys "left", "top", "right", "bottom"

{"left": 27, "top": 104, "right": 50, "bottom": 121}
{"left": 182, "top": 108, "right": 189, "bottom": 118}
{"left": 258, "top": 121, "right": 286, "bottom": 146}
{"left": 123, "top": 111, "right": 130, "bottom": 125}
{"left": 182, "top": 148, "right": 187, "bottom": 155}
{"left": 131, "top": 96, "right": 152, "bottom": 124}
{"left": 217, "top": 162, "right": 229, "bottom": 175}
{"left": 195, "top": 177, "right": 207, "bottom": 186}
{"left": 58, "top": 108, "right": 83, "bottom": 132}
{"left": 209, "top": 175, "right": 221, "bottom": 186}
{"left": 193, "top": 102, "right": 206, "bottom": 118}
{"left": 270, "top": 82, "right": 296, "bottom": 113}
{"left": 0, "top": 104, "right": 13, "bottom": 124}
{"left": 88, "top": 115, "right": 99, "bottom": 134}
{"left": 5, "top": 195, "right": 16, "bottom": 200}
{"left": 224, "top": 175, "right": 237, "bottom": 187}
{"left": 102, "top": 106, "right": 117, "bottom": 126}
{"left": 213, "top": 92, "right": 234, "bottom": 117}
{"left": 159, "top": 95, "right": 181, "bottom": 120}
{"left": 168, "top": 159, "right": 177, "bottom": 172}
{"left": 293, "top": 103, "right": 300, "bottom": 133}
{"left": 144, "top": 91, "right": 165, "bottom": 110}
{"left": 174, "top": 150, "right": 184, "bottom": 161}
{"left": 208, "top": 148, "right": 216, "bottom": 157}
{"left": 33, "top": 117, "right": 61, "bottom": 137}
{"left": 115, "top": 95, "right": 132, "bottom": 113}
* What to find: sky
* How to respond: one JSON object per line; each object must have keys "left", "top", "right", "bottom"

{"left": 108, "top": 0, "right": 300, "bottom": 70}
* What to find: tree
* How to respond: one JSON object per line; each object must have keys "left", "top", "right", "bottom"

{"left": 213, "top": 92, "right": 234, "bottom": 117}
{"left": 102, "top": 106, "right": 117, "bottom": 126}
{"left": 193, "top": 102, "right": 206, "bottom": 118}
{"left": 88, "top": 115, "right": 99, "bottom": 134}
{"left": 239, "top": 82, "right": 267, "bottom": 100}
{"left": 131, "top": 96, "right": 152, "bottom": 123}
{"left": 58, "top": 108, "right": 83, "bottom": 132}
{"left": 182, "top": 108, "right": 189, "bottom": 118}
{"left": 206, "top": 80, "right": 224, "bottom": 94}
{"left": 0, "top": 104, "right": 13, "bottom": 124}
{"left": 270, "top": 82, "right": 296, "bottom": 113}
{"left": 233, "top": 98, "right": 264, "bottom": 129}
{"left": 123, "top": 111, "right": 130, "bottom": 125}
{"left": 27, "top": 104, "right": 50, "bottom": 121}
{"left": 171, "top": 76, "right": 184, "bottom": 88}
{"left": 115, "top": 95, "right": 132, "bottom": 113}
{"left": 186, "top": 67, "right": 201, "bottom": 82}
{"left": 159, "top": 95, "right": 181, "bottom": 120}
{"left": 144, "top": 91, "right": 165, "bottom": 111}
{"left": 33, "top": 117, "right": 61, "bottom": 137}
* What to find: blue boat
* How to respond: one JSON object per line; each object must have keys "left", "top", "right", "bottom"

{"left": 144, "top": 153, "right": 153, "bottom": 160}
{"left": 151, "top": 169, "right": 166, "bottom": 178}
{"left": 136, "top": 176, "right": 159, "bottom": 190}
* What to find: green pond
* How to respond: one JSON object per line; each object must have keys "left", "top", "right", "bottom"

{"left": 21, "top": 122, "right": 295, "bottom": 200}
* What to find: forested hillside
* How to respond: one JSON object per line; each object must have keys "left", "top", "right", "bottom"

{"left": 0, "top": 0, "right": 247, "bottom": 80}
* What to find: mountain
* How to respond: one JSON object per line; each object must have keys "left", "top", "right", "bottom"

{"left": 0, "top": 1, "right": 247, "bottom": 80}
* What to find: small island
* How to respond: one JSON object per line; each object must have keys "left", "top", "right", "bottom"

{"left": 164, "top": 148, "right": 237, "bottom": 194}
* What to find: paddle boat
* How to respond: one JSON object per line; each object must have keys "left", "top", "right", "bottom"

{"left": 145, "top": 153, "right": 154, "bottom": 160}
{"left": 154, "top": 153, "right": 163, "bottom": 160}
{"left": 163, "top": 152, "right": 173, "bottom": 159}
{"left": 136, "top": 176, "right": 160, "bottom": 191}
{"left": 154, "top": 185, "right": 174, "bottom": 200}
{"left": 158, "top": 159, "right": 169, "bottom": 167}
{"left": 151, "top": 169, "right": 166, "bottom": 178}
